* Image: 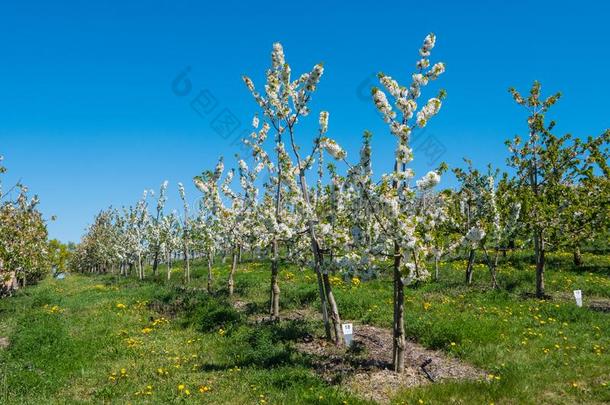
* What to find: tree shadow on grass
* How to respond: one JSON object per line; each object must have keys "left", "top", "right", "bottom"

{"left": 200, "top": 319, "right": 316, "bottom": 371}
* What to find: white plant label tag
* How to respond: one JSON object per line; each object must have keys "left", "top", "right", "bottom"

{"left": 342, "top": 323, "right": 353, "bottom": 347}
{"left": 573, "top": 290, "right": 583, "bottom": 307}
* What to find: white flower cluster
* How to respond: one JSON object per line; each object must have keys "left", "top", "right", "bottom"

{"left": 416, "top": 98, "right": 442, "bottom": 128}
{"left": 428, "top": 62, "right": 445, "bottom": 79}
{"left": 420, "top": 33, "right": 436, "bottom": 57}
{"left": 416, "top": 171, "right": 441, "bottom": 191}
{"left": 272, "top": 42, "right": 285, "bottom": 69}
{"left": 319, "top": 111, "right": 329, "bottom": 134}
{"left": 305, "top": 64, "right": 324, "bottom": 92}
{"left": 464, "top": 226, "right": 486, "bottom": 246}
{"left": 396, "top": 97, "right": 417, "bottom": 119}
{"left": 194, "top": 178, "right": 208, "bottom": 194}
{"left": 372, "top": 88, "right": 396, "bottom": 123}
{"left": 379, "top": 74, "right": 402, "bottom": 98}
{"left": 396, "top": 143, "right": 414, "bottom": 164}
{"left": 238, "top": 159, "right": 248, "bottom": 172}
{"left": 372, "top": 33, "right": 445, "bottom": 144}
{"left": 412, "top": 73, "right": 428, "bottom": 87}
{"left": 416, "top": 58, "right": 430, "bottom": 69}
{"left": 320, "top": 137, "right": 346, "bottom": 160}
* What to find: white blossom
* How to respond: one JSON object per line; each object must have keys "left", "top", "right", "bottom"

{"left": 319, "top": 111, "right": 329, "bottom": 134}
{"left": 320, "top": 137, "right": 346, "bottom": 160}
{"left": 412, "top": 73, "right": 428, "bottom": 86}
{"left": 416, "top": 171, "right": 441, "bottom": 191}
{"left": 428, "top": 62, "right": 446, "bottom": 79}
{"left": 272, "top": 42, "right": 285, "bottom": 69}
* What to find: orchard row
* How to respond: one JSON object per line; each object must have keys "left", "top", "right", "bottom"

{"left": 71, "top": 34, "right": 610, "bottom": 373}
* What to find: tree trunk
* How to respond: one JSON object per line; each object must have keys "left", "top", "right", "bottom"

{"left": 434, "top": 256, "right": 440, "bottom": 281}
{"left": 392, "top": 244, "right": 406, "bottom": 373}
{"left": 288, "top": 128, "right": 340, "bottom": 344}
{"left": 184, "top": 247, "right": 190, "bottom": 283}
{"left": 534, "top": 232, "right": 545, "bottom": 298}
{"left": 315, "top": 262, "right": 332, "bottom": 341}
{"left": 228, "top": 248, "right": 238, "bottom": 296}
{"left": 322, "top": 272, "right": 342, "bottom": 345}
{"left": 573, "top": 245, "right": 583, "bottom": 267}
{"left": 482, "top": 247, "right": 499, "bottom": 290}
{"left": 206, "top": 252, "right": 213, "bottom": 293}
{"left": 152, "top": 251, "right": 159, "bottom": 276}
{"left": 492, "top": 248, "right": 500, "bottom": 288}
{"left": 137, "top": 253, "right": 144, "bottom": 280}
{"left": 465, "top": 249, "right": 476, "bottom": 284}
{"left": 167, "top": 253, "right": 172, "bottom": 281}
{"left": 269, "top": 238, "right": 281, "bottom": 320}
{"left": 311, "top": 238, "right": 338, "bottom": 342}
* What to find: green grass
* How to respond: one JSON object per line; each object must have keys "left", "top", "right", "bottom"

{"left": 0, "top": 252, "right": 609, "bottom": 404}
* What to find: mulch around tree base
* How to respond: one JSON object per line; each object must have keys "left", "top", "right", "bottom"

{"left": 553, "top": 292, "right": 610, "bottom": 312}
{"left": 229, "top": 300, "right": 486, "bottom": 403}
{"left": 588, "top": 300, "right": 610, "bottom": 312}
{"left": 296, "top": 324, "right": 486, "bottom": 404}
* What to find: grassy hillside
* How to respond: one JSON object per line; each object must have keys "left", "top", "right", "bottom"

{"left": 0, "top": 253, "right": 609, "bottom": 404}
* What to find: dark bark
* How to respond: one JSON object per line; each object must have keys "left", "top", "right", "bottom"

{"left": 322, "top": 272, "right": 342, "bottom": 345}
{"left": 137, "top": 253, "right": 144, "bottom": 280}
{"left": 465, "top": 249, "right": 476, "bottom": 284}
{"left": 206, "top": 253, "right": 213, "bottom": 293}
{"left": 166, "top": 253, "right": 172, "bottom": 281}
{"left": 573, "top": 245, "right": 583, "bottom": 267}
{"left": 534, "top": 232, "right": 545, "bottom": 298}
{"left": 228, "top": 248, "right": 238, "bottom": 296}
{"left": 152, "top": 251, "right": 159, "bottom": 276}
{"left": 482, "top": 247, "right": 499, "bottom": 290}
{"left": 316, "top": 263, "right": 332, "bottom": 341}
{"left": 183, "top": 247, "right": 190, "bottom": 283}
{"left": 287, "top": 127, "right": 339, "bottom": 344}
{"left": 269, "top": 239, "right": 281, "bottom": 320}
{"left": 392, "top": 243, "right": 406, "bottom": 373}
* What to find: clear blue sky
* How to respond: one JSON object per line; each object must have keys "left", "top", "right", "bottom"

{"left": 1, "top": 0, "right": 609, "bottom": 242}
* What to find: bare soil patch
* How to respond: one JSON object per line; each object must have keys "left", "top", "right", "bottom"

{"left": 249, "top": 307, "right": 317, "bottom": 323}
{"left": 588, "top": 299, "right": 610, "bottom": 312}
{"left": 296, "top": 323, "right": 486, "bottom": 404}
{"left": 226, "top": 298, "right": 485, "bottom": 403}
{"left": 553, "top": 292, "right": 610, "bottom": 312}
{"left": 0, "top": 336, "right": 9, "bottom": 349}
{"left": 231, "top": 299, "right": 249, "bottom": 312}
